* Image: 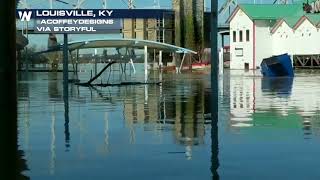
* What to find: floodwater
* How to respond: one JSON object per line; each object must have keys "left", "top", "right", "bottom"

{"left": 17, "top": 67, "right": 320, "bottom": 180}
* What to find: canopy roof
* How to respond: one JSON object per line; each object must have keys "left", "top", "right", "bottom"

{"left": 35, "top": 38, "right": 197, "bottom": 55}
{"left": 67, "top": 38, "right": 197, "bottom": 54}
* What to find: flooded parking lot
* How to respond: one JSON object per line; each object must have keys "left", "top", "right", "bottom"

{"left": 17, "top": 69, "right": 320, "bottom": 179}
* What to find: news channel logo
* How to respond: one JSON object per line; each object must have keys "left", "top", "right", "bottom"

{"left": 17, "top": 9, "right": 122, "bottom": 33}
{"left": 18, "top": 10, "right": 32, "bottom": 22}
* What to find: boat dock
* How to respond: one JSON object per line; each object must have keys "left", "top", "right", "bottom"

{"left": 293, "top": 54, "right": 320, "bottom": 69}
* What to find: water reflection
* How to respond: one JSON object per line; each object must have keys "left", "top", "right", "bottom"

{"left": 229, "top": 71, "right": 320, "bottom": 138}
{"left": 48, "top": 73, "right": 62, "bottom": 100}
{"left": 211, "top": 76, "right": 220, "bottom": 180}
{"left": 63, "top": 76, "right": 70, "bottom": 151}
{"left": 122, "top": 78, "right": 211, "bottom": 155}
{"left": 49, "top": 104, "right": 56, "bottom": 175}
{"left": 17, "top": 150, "right": 30, "bottom": 180}
{"left": 211, "top": 119, "right": 219, "bottom": 180}
{"left": 261, "top": 77, "right": 294, "bottom": 96}
{"left": 16, "top": 70, "right": 320, "bottom": 179}
{"left": 17, "top": 71, "right": 214, "bottom": 179}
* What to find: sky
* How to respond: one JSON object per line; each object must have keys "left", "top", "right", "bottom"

{"left": 18, "top": 0, "right": 207, "bottom": 9}
{"left": 17, "top": 0, "right": 287, "bottom": 52}
{"left": 17, "top": 0, "right": 273, "bottom": 12}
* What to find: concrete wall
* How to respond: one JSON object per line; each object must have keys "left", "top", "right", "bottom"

{"left": 272, "top": 19, "right": 320, "bottom": 57}
{"left": 229, "top": 9, "right": 253, "bottom": 69}
{"left": 254, "top": 20, "right": 273, "bottom": 69}
{"left": 293, "top": 19, "right": 320, "bottom": 55}
{"left": 272, "top": 21, "right": 294, "bottom": 56}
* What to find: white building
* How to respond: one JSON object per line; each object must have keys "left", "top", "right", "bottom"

{"left": 227, "top": 4, "right": 320, "bottom": 70}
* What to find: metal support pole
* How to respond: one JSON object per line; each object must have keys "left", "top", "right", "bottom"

{"left": 104, "top": 112, "right": 109, "bottom": 152}
{"left": 179, "top": 53, "right": 186, "bottom": 73}
{"left": 49, "top": 104, "right": 56, "bottom": 175}
{"left": 211, "top": 0, "right": 219, "bottom": 117}
{"left": 162, "top": 14, "right": 165, "bottom": 43}
{"left": 25, "top": 47, "right": 29, "bottom": 72}
{"left": 219, "top": 47, "right": 224, "bottom": 75}
{"left": 94, "top": 48, "right": 97, "bottom": 76}
{"left": 64, "top": 80, "right": 70, "bottom": 151}
{"left": 63, "top": 33, "right": 70, "bottom": 151}
{"left": 63, "top": 34, "right": 69, "bottom": 85}
{"left": 159, "top": 50, "right": 163, "bottom": 69}
{"left": 153, "top": 49, "right": 156, "bottom": 69}
{"left": 144, "top": 45, "right": 148, "bottom": 83}
{"left": 211, "top": 0, "right": 219, "bottom": 179}
{"left": 144, "top": 85, "right": 148, "bottom": 104}
{"left": 76, "top": 49, "right": 79, "bottom": 76}
{"left": 25, "top": 21, "right": 29, "bottom": 72}
{"left": 221, "top": 34, "right": 225, "bottom": 48}
{"left": 69, "top": 50, "right": 75, "bottom": 76}
{"left": 129, "top": 58, "right": 136, "bottom": 74}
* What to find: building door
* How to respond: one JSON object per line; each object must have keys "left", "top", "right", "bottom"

{"left": 244, "top": 63, "right": 249, "bottom": 70}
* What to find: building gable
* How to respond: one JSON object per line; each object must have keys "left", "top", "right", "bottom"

{"left": 271, "top": 16, "right": 301, "bottom": 34}
{"left": 271, "top": 19, "right": 287, "bottom": 34}
{"left": 293, "top": 16, "right": 315, "bottom": 30}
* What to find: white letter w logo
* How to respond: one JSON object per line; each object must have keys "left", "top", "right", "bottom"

{"left": 18, "top": 11, "right": 32, "bottom": 22}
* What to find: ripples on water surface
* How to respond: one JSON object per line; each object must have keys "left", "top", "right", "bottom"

{"left": 17, "top": 68, "right": 320, "bottom": 179}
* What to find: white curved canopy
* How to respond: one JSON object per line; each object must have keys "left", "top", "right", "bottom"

{"left": 67, "top": 38, "right": 197, "bottom": 54}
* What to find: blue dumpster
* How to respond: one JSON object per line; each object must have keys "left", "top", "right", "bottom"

{"left": 260, "top": 54, "right": 294, "bottom": 77}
